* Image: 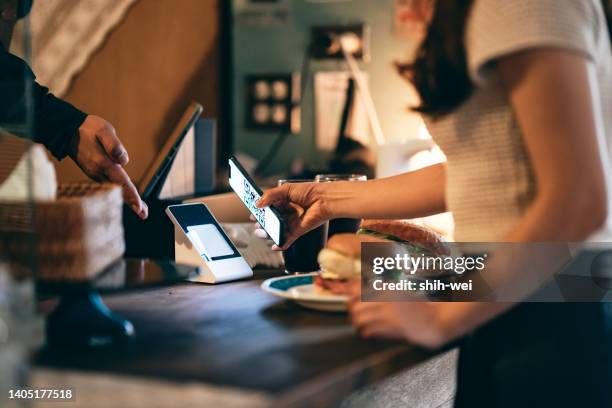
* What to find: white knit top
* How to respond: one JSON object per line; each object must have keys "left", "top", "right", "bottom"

{"left": 424, "top": 0, "right": 612, "bottom": 242}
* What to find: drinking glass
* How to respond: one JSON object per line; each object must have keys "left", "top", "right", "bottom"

{"left": 314, "top": 174, "right": 367, "bottom": 238}
{"left": 278, "top": 179, "right": 329, "bottom": 274}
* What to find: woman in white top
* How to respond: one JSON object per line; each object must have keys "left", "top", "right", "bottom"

{"left": 257, "top": 1, "right": 612, "bottom": 406}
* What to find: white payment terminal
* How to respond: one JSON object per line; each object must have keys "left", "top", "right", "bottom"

{"left": 166, "top": 203, "right": 253, "bottom": 283}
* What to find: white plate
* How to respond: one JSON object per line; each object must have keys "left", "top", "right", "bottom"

{"left": 260, "top": 273, "right": 348, "bottom": 312}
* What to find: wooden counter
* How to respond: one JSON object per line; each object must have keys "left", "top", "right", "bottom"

{"left": 34, "top": 270, "right": 438, "bottom": 407}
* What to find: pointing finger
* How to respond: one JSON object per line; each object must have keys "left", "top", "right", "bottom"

{"left": 104, "top": 163, "right": 148, "bottom": 219}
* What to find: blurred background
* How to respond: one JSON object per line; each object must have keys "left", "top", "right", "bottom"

{"left": 10, "top": 0, "right": 432, "bottom": 183}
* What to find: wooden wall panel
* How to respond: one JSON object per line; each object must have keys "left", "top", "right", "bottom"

{"left": 55, "top": 0, "right": 221, "bottom": 185}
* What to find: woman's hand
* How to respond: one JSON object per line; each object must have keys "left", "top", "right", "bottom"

{"left": 70, "top": 115, "right": 148, "bottom": 219}
{"left": 255, "top": 182, "right": 332, "bottom": 250}
{"left": 348, "top": 300, "right": 448, "bottom": 349}
{"left": 347, "top": 283, "right": 448, "bottom": 349}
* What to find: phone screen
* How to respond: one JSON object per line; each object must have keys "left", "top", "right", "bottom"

{"left": 166, "top": 203, "right": 241, "bottom": 262}
{"left": 228, "top": 157, "right": 284, "bottom": 246}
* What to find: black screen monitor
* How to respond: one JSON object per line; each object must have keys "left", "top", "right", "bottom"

{"left": 138, "top": 102, "right": 204, "bottom": 200}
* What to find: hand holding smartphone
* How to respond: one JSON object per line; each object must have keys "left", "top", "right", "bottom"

{"left": 228, "top": 156, "right": 286, "bottom": 247}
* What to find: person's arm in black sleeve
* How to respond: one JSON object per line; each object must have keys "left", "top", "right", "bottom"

{"left": 0, "top": 47, "right": 86, "bottom": 160}
{"left": 0, "top": 46, "right": 147, "bottom": 219}
{"left": 31, "top": 82, "right": 87, "bottom": 160}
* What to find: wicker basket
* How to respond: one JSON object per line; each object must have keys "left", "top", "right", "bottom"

{"left": 0, "top": 183, "right": 125, "bottom": 281}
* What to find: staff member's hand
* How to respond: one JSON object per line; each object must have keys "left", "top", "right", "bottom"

{"left": 255, "top": 181, "right": 331, "bottom": 250}
{"left": 70, "top": 115, "right": 148, "bottom": 219}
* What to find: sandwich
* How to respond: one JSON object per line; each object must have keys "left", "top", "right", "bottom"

{"left": 358, "top": 219, "right": 448, "bottom": 257}
{"left": 315, "top": 220, "right": 448, "bottom": 295}
{"left": 315, "top": 233, "right": 382, "bottom": 295}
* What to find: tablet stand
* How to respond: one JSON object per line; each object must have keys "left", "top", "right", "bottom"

{"left": 39, "top": 258, "right": 197, "bottom": 349}
{"left": 46, "top": 291, "right": 134, "bottom": 348}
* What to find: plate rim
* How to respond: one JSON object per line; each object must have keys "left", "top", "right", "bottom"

{"left": 260, "top": 273, "right": 348, "bottom": 303}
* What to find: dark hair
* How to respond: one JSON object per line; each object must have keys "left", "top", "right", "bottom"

{"left": 401, "top": 0, "right": 611, "bottom": 118}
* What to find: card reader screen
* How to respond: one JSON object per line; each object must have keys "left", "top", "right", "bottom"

{"left": 167, "top": 204, "right": 239, "bottom": 262}
{"left": 187, "top": 225, "right": 234, "bottom": 258}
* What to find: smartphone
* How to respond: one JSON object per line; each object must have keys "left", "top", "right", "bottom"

{"left": 228, "top": 156, "right": 285, "bottom": 247}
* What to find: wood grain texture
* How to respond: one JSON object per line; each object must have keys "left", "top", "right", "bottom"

{"left": 54, "top": 0, "right": 221, "bottom": 185}
{"left": 35, "top": 271, "right": 435, "bottom": 407}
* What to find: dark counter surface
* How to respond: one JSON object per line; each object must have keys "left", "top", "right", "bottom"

{"left": 35, "top": 270, "right": 435, "bottom": 407}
